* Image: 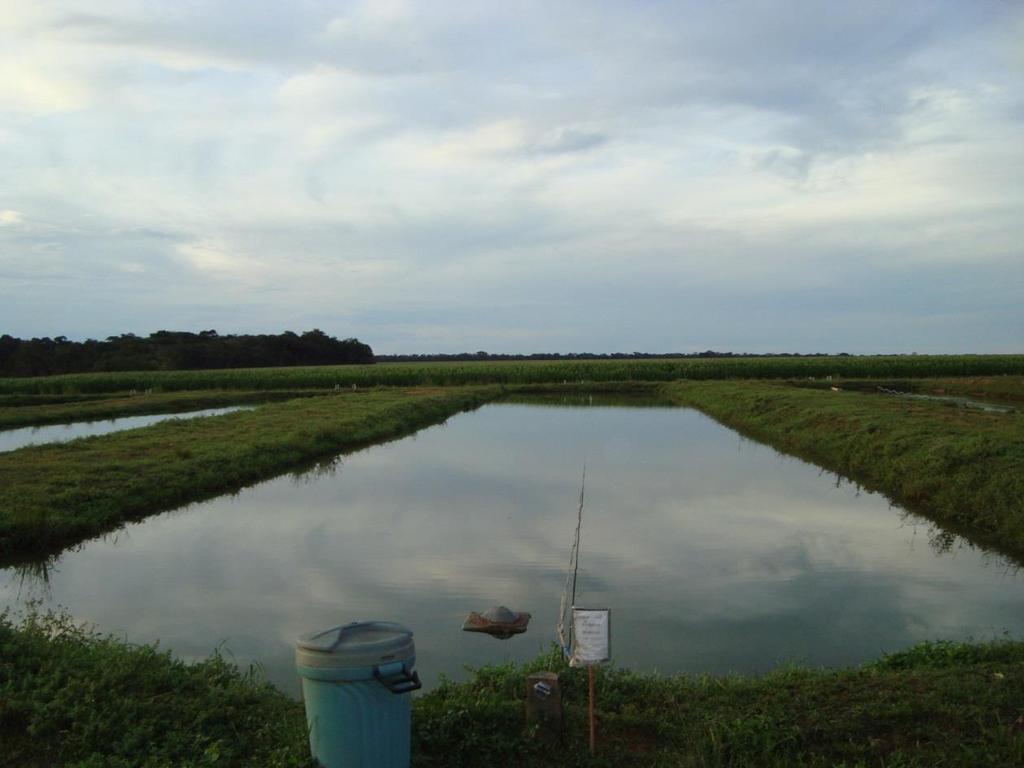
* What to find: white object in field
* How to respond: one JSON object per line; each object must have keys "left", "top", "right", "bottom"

{"left": 570, "top": 608, "right": 610, "bottom": 667}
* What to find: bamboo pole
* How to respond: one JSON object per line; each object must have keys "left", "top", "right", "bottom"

{"left": 569, "top": 464, "right": 585, "bottom": 648}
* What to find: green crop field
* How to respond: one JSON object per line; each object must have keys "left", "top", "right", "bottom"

{"left": 2, "top": 354, "right": 1024, "bottom": 395}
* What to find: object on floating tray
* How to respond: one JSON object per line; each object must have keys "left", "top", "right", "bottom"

{"left": 462, "top": 605, "right": 531, "bottom": 639}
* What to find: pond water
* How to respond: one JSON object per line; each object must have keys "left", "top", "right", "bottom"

{"left": 0, "top": 407, "right": 254, "bottom": 453}
{"left": 2, "top": 399, "right": 1022, "bottom": 696}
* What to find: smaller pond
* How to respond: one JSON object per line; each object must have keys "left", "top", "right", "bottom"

{"left": 0, "top": 407, "right": 254, "bottom": 453}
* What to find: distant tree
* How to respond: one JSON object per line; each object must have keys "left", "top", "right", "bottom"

{"left": 0, "top": 330, "right": 374, "bottom": 377}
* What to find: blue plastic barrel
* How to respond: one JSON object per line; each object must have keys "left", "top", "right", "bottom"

{"left": 296, "top": 621, "right": 421, "bottom": 768}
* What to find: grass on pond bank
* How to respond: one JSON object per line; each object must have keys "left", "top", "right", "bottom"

{"left": 920, "top": 375, "right": 1024, "bottom": 403}
{"left": 0, "top": 386, "right": 500, "bottom": 562}
{"left": 2, "top": 609, "right": 1024, "bottom": 767}
{"left": 663, "top": 380, "right": 1024, "bottom": 562}
{"left": 788, "top": 376, "right": 1024, "bottom": 405}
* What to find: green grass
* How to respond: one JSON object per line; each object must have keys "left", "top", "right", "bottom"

{"left": 4, "top": 610, "right": 1024, "bottom": 767}
{"left": 870, "top": 376, "right": 1024, "bottom": 403}
{"left": 414, "top": 643, "right": 1024, "bottom": 767}
{"left": 0, "top": 386, "right": 500, "bottom": 561}
{"left": 2, "top": 355, "right": 1023, "bottom": 394}
{"left": 663, "top": 380, "right": 1024, "bottom": 560}
{"left": 0, "top": 393, "right": 120, "bottom": 407}
{"left": 0, "top": 608, "right": 314, "bottom": 768}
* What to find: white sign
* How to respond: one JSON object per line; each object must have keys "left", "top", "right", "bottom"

{"left": 570, "top": 608, "right": 610, "bottom": 667}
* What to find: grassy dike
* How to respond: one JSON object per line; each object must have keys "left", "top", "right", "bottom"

{"left": 3, "top": 355, "right": 1024, "bottom": 395}
{"left": 0, "top": 386, "right": 500, "bottom": 561}
{"left": 3, "top": 609, "right": 1024, "bottom": 768}
{"left": 0, "top": 390, "right": 332, "bottom": 430}
{"left": 663, "top": 380, "right": 1024, "bottom": 561}
{"left": 787, "top": 376, "right": 1024, "bottom": 405}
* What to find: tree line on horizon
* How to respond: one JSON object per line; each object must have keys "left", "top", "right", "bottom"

{"left": 0, "top": 330, "right": 374, "bottom": 377}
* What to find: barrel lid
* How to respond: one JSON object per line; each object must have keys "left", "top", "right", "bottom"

{"left": 296, "top": 621, "right": 415, "bottom": 671}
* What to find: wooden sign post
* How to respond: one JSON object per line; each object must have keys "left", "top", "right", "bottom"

{"left": 569, "top": 608, "right": 610, "bottom": 756}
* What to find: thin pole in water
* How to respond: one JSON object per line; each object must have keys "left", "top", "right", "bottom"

{"left": 558, "top": 463, "right": 586, "bottom": 654}
{"left": 570, "top": 464, "right": 585, "bottom": 611}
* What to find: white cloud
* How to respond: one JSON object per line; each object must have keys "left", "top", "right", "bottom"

{"left": 428, "top": 119, "right": 531, "bottom": 159}
{"left": 0, "top": 64, "right": 91, "bottom": 113}
{"left": 0, "top": 210, "right": 24, "bottom": 225}
{"left": 175, "top": 240, "right": 248, "bottom": 275}
{"left": 324, "top": 0, "right": 414, "bottom": 39}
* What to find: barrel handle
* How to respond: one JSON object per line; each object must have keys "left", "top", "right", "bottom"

{"left": 374, "top": 666, "right": 422, "bottom": 694}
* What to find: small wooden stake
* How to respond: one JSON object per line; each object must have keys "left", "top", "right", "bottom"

{"left": 588, "top": 666, "right": 595, "bottom": 755}
{"left": 525, "top": 671, "right": 563, "bottom": 740}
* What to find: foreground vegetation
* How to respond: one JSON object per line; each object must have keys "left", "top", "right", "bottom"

{"left": 2, "top": 354, "right": 1023, "bottom": 394}
{"left": 663, "top": 381, "right": 1024, "bottom": 560}
{"left": 3, "top": 610, "right": 1023, "bottom": 767}
{"left": 0, "top": 610, "right": 313, "bottom": 768}
{"left": 0, "top": 387, "right": 498, "bottom": 560}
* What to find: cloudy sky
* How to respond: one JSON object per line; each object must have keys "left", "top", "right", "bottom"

{"left": 1, "top": 1, "right": 1021, "bottom": 353}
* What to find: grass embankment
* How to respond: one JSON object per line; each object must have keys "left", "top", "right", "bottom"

{"left": 0, "top": 390, "right": 329, "bottom": 430}
{"left": 790, "top": 376, "right": 1024, "bottom": 404}
{"left": 2, "top": 355, "right": 1024, "bottom": 394}
{"left": 4, "top": 377, "right": 1018, "bottom": 429}
{"left": 924, "top": 375, "right": 1024, "bottom": 402}
{"left": 0, "top": 386, "right": 499, "bottom": 561}
{"left": 3, "top": 611, "right": 1024, "bottom": 768}
{"left": 664, "top": 381, "right": 1024, "bottom": 559}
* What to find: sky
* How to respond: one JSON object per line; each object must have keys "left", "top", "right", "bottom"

{"left": 0, "top": 1, "right": 1021, "bottom": 354}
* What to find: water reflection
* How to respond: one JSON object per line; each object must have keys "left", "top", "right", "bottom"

{"left": 2, "top": 402, "right": 1022, "bottom": 697}
{"left": 0, "top": 407, "right": 254, "bottom": 452}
